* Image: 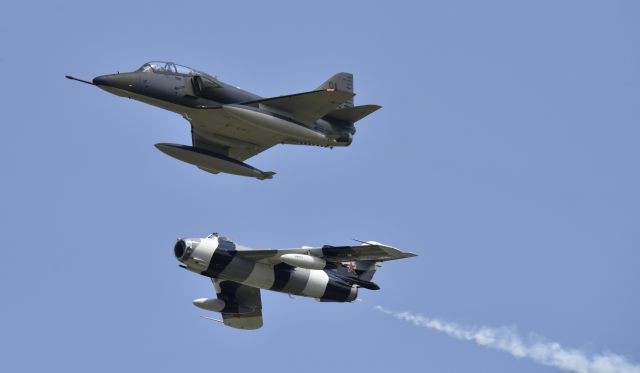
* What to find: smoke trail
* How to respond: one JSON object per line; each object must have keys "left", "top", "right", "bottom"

{"left": 375, "top": 306, "right": 639, "bottom": 373}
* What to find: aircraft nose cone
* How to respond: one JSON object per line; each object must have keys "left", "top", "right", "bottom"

{"left": 93, "top": 73, "right": 138, "bottom": 89}
{"left": 92, "top": 73, "right": 139, "bottom": 96}
{"left": 92, "top": 75, "right": 113, "bottom": 86}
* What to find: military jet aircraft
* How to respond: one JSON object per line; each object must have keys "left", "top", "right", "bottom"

{"left": 67, "top": 62, "right": 381, "bottom": 179}
{"left": 174, "top": 233, "right": 416, "bottom": 330}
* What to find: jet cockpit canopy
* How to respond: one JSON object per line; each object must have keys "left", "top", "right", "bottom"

{"left": 138, "top": 61, "right": 198, "bottom": 75}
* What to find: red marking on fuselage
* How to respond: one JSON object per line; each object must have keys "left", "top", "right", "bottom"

{"left": 347, "top": 261, "right": 356, "bottom": 273}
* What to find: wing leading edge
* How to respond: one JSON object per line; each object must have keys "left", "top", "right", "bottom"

{"left": 235, "top": 242, "right": 417, "bottom": 265}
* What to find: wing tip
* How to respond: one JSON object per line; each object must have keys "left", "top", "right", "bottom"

{"left": 154, "top": 142, "right": 180, "bottom": 151}
{"left": 257, "top": 171, "right": 276, "bottom": 180}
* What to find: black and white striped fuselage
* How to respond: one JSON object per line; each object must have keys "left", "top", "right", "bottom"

{"left": 177, "top": 237, "right": 357, "bottom": 302}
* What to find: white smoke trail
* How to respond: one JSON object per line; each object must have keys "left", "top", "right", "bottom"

{"left": 375, "top": 306, "right": 639, "bottom": 373}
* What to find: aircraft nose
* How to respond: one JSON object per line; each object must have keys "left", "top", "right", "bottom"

{"left": 92, "top": 74, "right": 114, "bottom": 86}
{"left": 92, "top": 73, "right": 138, "bottom": 90}
{"left": 174, "top": 239, "right": 191, "bottom": 262}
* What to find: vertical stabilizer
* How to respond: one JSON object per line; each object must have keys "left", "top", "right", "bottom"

{"left": 354, "top": 260, "right": 379, "bottom": 281}
{"left": 316, "top": 72, "right": 354, "bottom": 108}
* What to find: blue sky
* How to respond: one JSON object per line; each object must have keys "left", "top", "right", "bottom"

{"left": 1, "top": 1, "right": 638, "bottom": 372}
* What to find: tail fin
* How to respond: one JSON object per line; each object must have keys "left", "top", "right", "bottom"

{"left": 333, "top": 241, "right": 416, "bottom": 290}
{"left": 316, "top": 72, "right": 354, "bottom": 109}
{"left": 339, "top": 260, "right": 381, "bottom": 290}
{"left": 353, "top": 260, "right": 379, "bottom": 281}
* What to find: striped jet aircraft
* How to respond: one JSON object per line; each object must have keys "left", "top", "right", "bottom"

{"left": 174, "top": 233, "right": 417, "bottom": 330}
{"left": 67, "top": 62, "right": 380, "bottom": 179}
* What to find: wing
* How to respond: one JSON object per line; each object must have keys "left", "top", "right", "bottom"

{"left": 235, "top": 242, "right": 417, "bottom": 265}
{"left": 243, "top": 89, "right": 355, "bottom": 125}
{"left": 213, "top": 279, "right": 263, "bottom": 330}
{"left": 186, "top": 107, "right": 286, "bottom": 162}
{"left": 184, "top": 89, "right": 352, "bottom": 162}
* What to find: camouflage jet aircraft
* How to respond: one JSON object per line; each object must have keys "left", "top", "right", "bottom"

{"left": 67, "top": 62, "right": 380, "bottom": 179}
{"left": 174, "top": 233, "right": 416, "bottom": 330}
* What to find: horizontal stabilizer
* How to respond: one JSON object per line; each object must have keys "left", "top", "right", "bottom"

{"left": 349, "top": 278, "right": 380, "bottom": 290}
{"left": 327, "top": 104, "right": 381, "bottom": 123}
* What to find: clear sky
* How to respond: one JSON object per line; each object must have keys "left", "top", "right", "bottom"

{"left": 1, "top": 1, "right": 638, "bottom": 372}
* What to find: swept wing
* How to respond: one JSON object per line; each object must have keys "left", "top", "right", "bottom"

{"left": 235, "top": 242, "right": 417, "bottom": 265}
{"left": 175, "top": 88, "right": 354, "bottom": 169}
{"left": 212, "top": 279, "right": 263, "bottom": 330}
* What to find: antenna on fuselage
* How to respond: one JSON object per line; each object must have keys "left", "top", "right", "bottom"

{"left": 200, "top": 316, "right": 223, "bottom": 323}
{"left": 352, "top": 239, "right": 374, "bottom": 245}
